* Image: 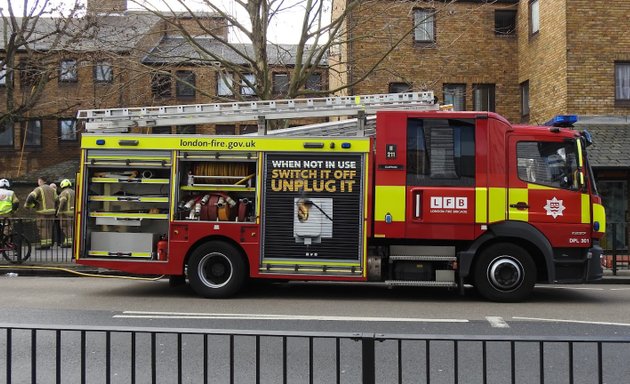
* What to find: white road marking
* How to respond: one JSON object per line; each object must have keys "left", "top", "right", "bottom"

{"left": 513, "top": 316, "right": 630, "bottom": 327}
{"left": 486, "top": 316, "right": 509, "bottom": 328}
{"left": 114, "top": 311, "right": 469, "bottom": 323}
{"left": 609, "top": 287, "right": 630, "bottom": 291}
{"left": 538, "top": 286, "right": 605, "bottom": 291}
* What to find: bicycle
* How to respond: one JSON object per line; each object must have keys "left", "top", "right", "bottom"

{"left": 0, "top": 217, "right": 32, "bottom": 264}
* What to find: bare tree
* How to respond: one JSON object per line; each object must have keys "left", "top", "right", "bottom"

{"left": 129, "top": 0, "right": 379, "bottom": 101}
{"left": 0, "top": 1, "right": 94, "bottom": 128}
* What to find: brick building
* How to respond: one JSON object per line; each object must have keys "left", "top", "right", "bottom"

{"left": 330, "top": 0, "right": 630, "bottom": 124}
{"left": 0, "top": 0, "right": 326, "bottom": 178}
{"left": 331, "top": 0, "right": 630, "bottom": 250}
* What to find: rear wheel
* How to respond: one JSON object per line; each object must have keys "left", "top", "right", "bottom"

{"left": 188, "top": 241, "right": 246, "bottom": 298}
{"left": 474, "top": 243, "right": 536, "bottom": 302}
{"left": 2, "top": 233, "right": 32, "bottom": 264}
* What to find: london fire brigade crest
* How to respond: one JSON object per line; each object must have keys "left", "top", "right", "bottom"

{"left": 544, "top": 197, "right": 565, "bottom": 219}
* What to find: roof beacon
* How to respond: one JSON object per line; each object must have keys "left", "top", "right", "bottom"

{"left": 545, "top": 114, "right": 578, "bottom": 128}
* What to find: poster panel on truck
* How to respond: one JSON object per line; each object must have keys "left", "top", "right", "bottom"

{"left": 261, "top": 153, "right": 364, "bottom": 263}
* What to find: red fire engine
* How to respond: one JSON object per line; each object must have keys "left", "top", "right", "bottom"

{"left": 74, "top": 92, "right": 605, "bottom": 302}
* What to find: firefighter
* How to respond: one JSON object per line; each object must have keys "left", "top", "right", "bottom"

{"left": 25, "top": 176, "right": 58, "bottom": 250}
{"left": 56, "top": 179, "right": 75, "bottom": 248}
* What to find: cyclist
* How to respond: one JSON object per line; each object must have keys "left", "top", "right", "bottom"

{"left": 0, "top": 179, "right": 19, "bottom": 237}
{"left": 0, "top": 179, "right": 19, "bottom": 216}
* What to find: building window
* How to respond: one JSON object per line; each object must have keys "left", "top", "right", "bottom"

{"left": 0, "top": 63, "right": 6, "bottom": 87}
{"left": 306, "top": 73, "right": 322, "bottom": 92}
{"left": 389, "top": 83, "right": 412, "bottom": 93}
{"left": 19, "top": 61, "right": 41, "bottom": 87}
{"left": 273, "top": 73, "right": 289, "bottom": 94}
{"left": 58, "top": 119, "right": 77, "bottom": 142}
{"left": 25, "top": 119, "right": 42, "bottom": 147}
{"left": 407, "top": 118, "right": 475, "bottom": 187}
{"left": 59, "top": 59, "right": 78, "bottom": 82}
{"left": 152, "top": 126, "right": 171, "bottom": 134}
{"left": 473, "top": 84, "right": 496, "bottom": 112}
{"left": 0, "top": 120, "right": 13, "bottom": 147}
{"left": 94, "top": 61, "right": 113, "bottom": 83}
{"left": 176, "top": 125, "right": 196, "bottom": 134}
{"left": 217, "top": 72, "right": 234, "bottom": 96}
{"left": 239, "top": 125, "right": 257, "bottom": 135}
{"left": 529, "top": 0, "right": 540, "bottom": 35}
{"left": 443, "top": 84, "right": 466, "bottom": 111}
{"left": 176, "top": 70, "right": 196, "bottom": 98}
{"left": 615, "top": 62, "right": 630, "bottom": 103}
{"left": 495, "top": 10, "right": 517, "bottom": 36}
{"left": 216, "top": 125, "right": 235, "bottom": 135}
{"left": 520, "top": 81, "right": 530, "bottom": 122}
{"left": 151, "top": 72, "right": 171, "bottom": 98}
{"left": 241, "top": 73, "right": 256, "bottom": 96}
{"left": 414, "top": 9, "right": 435, "bottom": 43}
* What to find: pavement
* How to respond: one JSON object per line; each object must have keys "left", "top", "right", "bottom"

{"left": 1, "top": 262, "right": 629, "bottom": 284}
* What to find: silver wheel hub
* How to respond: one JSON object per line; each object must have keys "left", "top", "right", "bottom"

{"left": 487, "top": 256, "right": 523, "bottom": 291}
{"left": 198, "top": 252, "right": 233, "bottom": 289}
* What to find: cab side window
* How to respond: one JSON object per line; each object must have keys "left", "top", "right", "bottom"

{"left": 517, "top": 141, "right": 578, "bottom": 190}
{"left": 407, "top": 118, "right": 475, "bottom": 186}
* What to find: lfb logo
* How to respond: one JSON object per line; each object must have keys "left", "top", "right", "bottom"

{"left": 430, "top": 196, "right": 468, "bottom": 209}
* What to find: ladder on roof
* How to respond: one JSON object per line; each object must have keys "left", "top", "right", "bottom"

{"left": 76, "top": 91, "right": 437, "bottom": 133}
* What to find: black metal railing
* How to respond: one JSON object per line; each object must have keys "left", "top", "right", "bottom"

{"left": 2, "top": 324, "right": 630, "bottom": 384}
{"left": 2, "top": 218, "right": 74, "bottom": 264}
{"left": 603, "top": 222, "right": 629, "bottom": 275}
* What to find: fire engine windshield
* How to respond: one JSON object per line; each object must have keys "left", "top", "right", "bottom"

{"left": 517, "top": 140, "right": 580, "bottom": 190}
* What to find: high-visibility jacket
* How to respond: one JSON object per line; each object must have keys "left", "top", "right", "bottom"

{"left": 0, "top": 188, "right": 18, "bottom": 215}
{"left": 25, "top": 184, "right": 57, "bottom": 215}
{"left": 57, "top": 187, "right": 75, "bottom": 216}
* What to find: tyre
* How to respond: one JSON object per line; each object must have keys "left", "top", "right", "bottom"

{"left": 188, "top": 241, "right": 246, "bottom": 298}
{"left": 2, "top": 233, "right": 32, "bottom": 264}
{"left": 473, "top": 243, "right": 536, "bottom": 302}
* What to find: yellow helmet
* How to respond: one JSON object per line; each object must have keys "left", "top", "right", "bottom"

{"left": 60, "top": 179, "right": 72, "bottom": 188}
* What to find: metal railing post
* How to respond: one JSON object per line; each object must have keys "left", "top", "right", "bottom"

{"left": 361, "top": 334, "right": 375, "bottom": 384}
{"left": 612, "top": 223, "right": 618, "bottom": 275}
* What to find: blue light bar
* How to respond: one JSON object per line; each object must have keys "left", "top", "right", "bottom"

{"left": 544, "top": 115, "right": 578, "bottom": 127}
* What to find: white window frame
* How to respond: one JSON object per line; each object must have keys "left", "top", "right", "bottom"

{"left": 443, "top": 84, "right": 466, "bottom": 111}
{"left": 59, "top": 119, "right": 78, "bottom": 142}
{"left": 95, "top": 61, "right": 113, "bottom": 83}
{"left": 530, "top": 0, "right": 540, "bottom": 35}
{"left": 217, "top": 72, "right": 234, "bottom": 96}
{"left": 59, "top": 59, "right": 78, "bottom": 82}
{"left": 241, "top": 73, "right": 256, "bottom": 96}
{"left": 414, "top": 9, "right": 435, "bottom": 43}
{"left": 0, "top": 63, "right": 6, "bottom": 86}
{"left": 521, "top": 81, "right": 530, "bottom": 120}
{"left": 615, "top": 62, "right": 630, "bottom": 101}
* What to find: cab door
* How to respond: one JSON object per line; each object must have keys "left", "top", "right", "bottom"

{"left": 404, "top": 117, "right": 477, "bottom": 240}
{"left": 508, "top": 136, "right": 591, "bottom": 247}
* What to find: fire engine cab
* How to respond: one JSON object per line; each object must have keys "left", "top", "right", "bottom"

{"left": 74, "top": 92, "right": 605, "bottom": 302}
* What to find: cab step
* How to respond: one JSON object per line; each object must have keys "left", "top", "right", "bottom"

{"left": 389, "top": 255, "right": 457, "bottom": 262}
{"left": 385, "top": 280, "right": 458, "bottom": 288}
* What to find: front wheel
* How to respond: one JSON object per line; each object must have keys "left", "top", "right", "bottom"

{"left": 473, "top": 243, "right": 536, "bottom": 302}
{"left": 188, "top": 241, "right": 246, "bottom": 298}
{"left": 2, "top": 233, "right": 32, "bottom": 264}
